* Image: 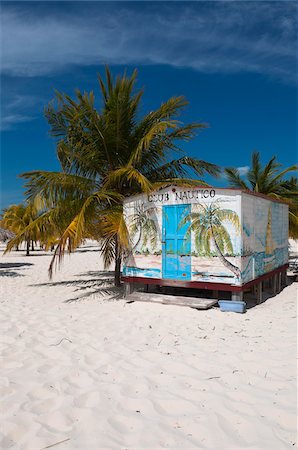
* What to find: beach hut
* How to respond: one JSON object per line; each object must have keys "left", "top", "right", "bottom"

{"left": 122, "top": 186, "right": 289, "bottom": 303}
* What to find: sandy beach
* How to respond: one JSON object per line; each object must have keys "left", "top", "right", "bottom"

{"left": 0, "top": 242, "right": 297, "bottom": 450}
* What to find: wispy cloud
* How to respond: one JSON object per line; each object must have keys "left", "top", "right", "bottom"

{"left": 237, "top": 166, "right": 250, "bottom": 176}
{"left": 1, "top": 2, "right": 297, "bottom": 84}
{"left": 0, "top": 94, "right": 44, "bottom": 130}
{"left": 0, "top": 114, "right": 35, "bottom": 131}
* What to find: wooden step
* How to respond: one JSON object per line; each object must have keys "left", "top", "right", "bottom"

{"left": 127, "top": 292, "right": 218, "bottom": 310}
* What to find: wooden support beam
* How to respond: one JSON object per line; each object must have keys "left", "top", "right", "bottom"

{"left": 124, "top": 282, "right": 133, "bottom": 298}
{"left": 281, "top": 269, "right": 287, "bottom": 287}
{"left": 232, "top": 292, "right": 243, "bottom": 301}
{"left": 256, "top": 281, "right": 262, "bottom": 304}
{"left": 277, "top": 272, "right": 282, "bottom": 293}
{"left": 272, "top": 274, "right": 277, "bottom": 295}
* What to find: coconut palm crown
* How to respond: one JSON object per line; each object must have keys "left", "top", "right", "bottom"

{"left": 6, "top": 67, "right": 219, "bottom": 285}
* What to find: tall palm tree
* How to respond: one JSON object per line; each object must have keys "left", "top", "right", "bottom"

{"left": 224, "top": 152, "right": 298, "bottom": 238}
{"left": 182, "top": 201, "right": 241, "bottom": 278}
{"left": 5, "top": 67, "right": 219, "bottom": 285}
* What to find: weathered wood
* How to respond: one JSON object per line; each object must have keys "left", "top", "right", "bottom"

{"left": 281, "top": 269, "right": 287, "bottom": 287}
{"left": 128, "top": 292, "right": 218, "bottom": 310}
{"left": 277, "top": 272, "right": 282, "bottom": 293}
{"left": 232, "top": 292, "right": 243, "bottom": 301}
{"left": 256, "top": 281, "right": 262, "bottom": 304}
{"left": 124, "top": 282, "right": 133, "bottom": 298}
{"left": 272, "top": 274, "right": 278, "bottom": 295}
{"left": 122, "top": 263, "right": 289, "bottom": 293}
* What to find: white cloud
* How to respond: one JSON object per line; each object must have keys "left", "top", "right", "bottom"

{"left": 237, "top": 166, "right": 250, "bottom": 176}
{"left": 1, "top": 2, "right": 296, "bottom": 84}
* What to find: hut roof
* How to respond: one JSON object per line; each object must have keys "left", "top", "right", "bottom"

{"left": 0, "top": 227, "right": 14, "bottom": 242}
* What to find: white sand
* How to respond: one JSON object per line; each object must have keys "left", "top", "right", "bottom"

{"left": 0, "top": 242, "right": 297, "bottom": 450}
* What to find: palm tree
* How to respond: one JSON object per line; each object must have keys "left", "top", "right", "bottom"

{"left": 5, "top": 67, "right": 219, "bottom": 285}
{"left": 224, "top": 152, "right": 298, "bottom": 238}
{"left": 182, "top": 201, "right": 241, "bottom": 278}
{"left": 279, "top": 176, "right": 298, "bottom": 239}
{"left": 2, "top": 203, "right": 39, "bottom": 255}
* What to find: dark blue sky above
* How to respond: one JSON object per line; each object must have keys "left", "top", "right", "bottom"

{"left": 1, "top": 1, "right": 297, "bottom": 209}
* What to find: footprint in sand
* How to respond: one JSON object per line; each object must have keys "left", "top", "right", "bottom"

{"left": 36, "top": 410, "right": 73, "bottom": 433}
{"left": 74, "top": 391, "right": 101, "bottom": 408}
{"left": 27, "top": 386, "right": 59, "bottom": 401}
{"left": 1, "top": 419, "right": 40, "bottom": 448}
{"left": 22, "top": 397, "right": 62, "bottom": 415}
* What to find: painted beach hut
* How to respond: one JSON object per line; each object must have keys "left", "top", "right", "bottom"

{"left": 122, "top": 186, "right": 289, "bottom": 302}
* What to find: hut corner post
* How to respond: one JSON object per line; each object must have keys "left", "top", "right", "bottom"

{"left": 231, "top": 292, "right": 243, "bottom": 301}
{"left": 281, "top": 268, "right": 287, "bottom": 287}
{"left": 256, "top": 281, "right": 263, "bottom": 304}
{"left": 124, "top": 282, "right": 133, "bottom": 298}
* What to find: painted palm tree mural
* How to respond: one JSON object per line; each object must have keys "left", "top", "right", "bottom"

{"left": 129, "top": 203, "right": 158, "bottom": 253}
{"left": 182, "top": 201, "right": 241, "bottom": 278}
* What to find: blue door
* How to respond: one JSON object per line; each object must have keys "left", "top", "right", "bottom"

{"left": 162, "top": 204, "right": 191, "bottom": 280}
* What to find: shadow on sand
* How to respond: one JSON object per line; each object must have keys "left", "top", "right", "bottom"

{"left": 0, "top": 262, "right": 34, "bottom": 269}
{"left": 32, "top": 270, "right": 122, "bottom": 303}
{"left": 0, "top": 270, "right": 24, "bottom": 277}
{"left": 0, "top": 262, "right": 34, "bottom": 277}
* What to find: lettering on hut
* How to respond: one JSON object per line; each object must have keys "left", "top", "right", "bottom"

{"left": 148, "top": 189, "right": 216, "bottom": 203}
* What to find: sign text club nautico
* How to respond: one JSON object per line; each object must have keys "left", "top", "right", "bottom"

{"left": 122, "top": 186, "right": 289, "bottom": 303}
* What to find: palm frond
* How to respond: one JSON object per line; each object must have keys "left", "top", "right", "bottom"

{"left": 224, "top": 167, "right": 249, "bottom": 190}
{"left": 20, "top": 171, "right": 97, "bottom": 207}
{"left": 104, "top": 167, "right": 152, "bottom": 192}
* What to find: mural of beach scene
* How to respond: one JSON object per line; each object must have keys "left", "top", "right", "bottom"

{"left": 123, "top": 186, "right": 288, "bottom": 286}
{"left": 123, "top": 188, "right": 243, "bottom": 285}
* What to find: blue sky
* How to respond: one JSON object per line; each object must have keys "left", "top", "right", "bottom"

{"left": 1, "top": 1, "right": 297, "bottom": 209}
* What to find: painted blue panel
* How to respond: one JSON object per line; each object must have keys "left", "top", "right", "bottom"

{"left": 162, "top": 204, "right": 191, "bottom": 280}
{"left": 123, "top": 266, "right": 161, "bottom": 278}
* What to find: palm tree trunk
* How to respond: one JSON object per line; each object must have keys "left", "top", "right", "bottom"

{"left": 16, "top": 245, "right": 19, "bottom": 251}
{"left": 210, "top": 227, "right": 241, "bottom": 278}
{"left": 114, "top": 237, "right": 122, "bottom": 287}
{"left": 31, "top": 241, "right": 34, "bottom": 251}
{"left": 26, "top": 240, "right": 30, "bottom": 256}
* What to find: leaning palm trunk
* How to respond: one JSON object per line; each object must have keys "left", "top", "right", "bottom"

{"left": 210, "top": 226, "right": 241, "bottom": 278}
